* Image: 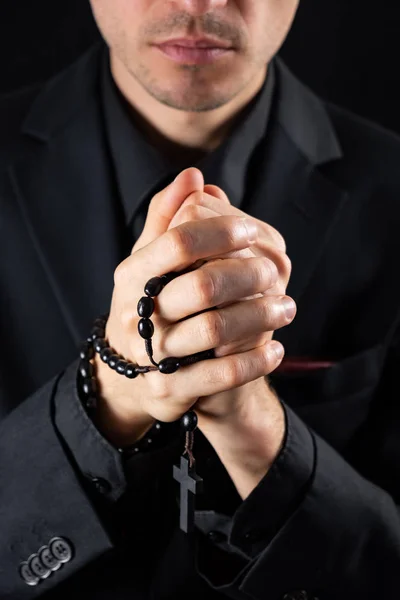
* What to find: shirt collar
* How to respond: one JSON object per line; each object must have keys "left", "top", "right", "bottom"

{"left": 100, "top": 46, "right": 276, "bottom": 226}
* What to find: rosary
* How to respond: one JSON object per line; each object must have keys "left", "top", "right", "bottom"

{"left": 79, "top": 270, "right": 215, "bottom": 534}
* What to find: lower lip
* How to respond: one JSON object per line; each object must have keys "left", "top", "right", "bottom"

{"left": 155, "top": 44, "right": 233, "bottom": 65}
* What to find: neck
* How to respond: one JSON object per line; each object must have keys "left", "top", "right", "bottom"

{"left": 110, "top": 52, "right": 267, "bottom": 164}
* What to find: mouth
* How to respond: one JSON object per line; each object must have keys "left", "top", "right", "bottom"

{"left": 153, "top": 38, "right": 234, "bottom": 65}
{"left": 156, "top": 36, "right": 233, "bottom": 49}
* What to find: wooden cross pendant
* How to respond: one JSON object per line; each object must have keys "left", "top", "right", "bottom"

{"left": 173, "top": 455, "right": 204, "bottom": 533}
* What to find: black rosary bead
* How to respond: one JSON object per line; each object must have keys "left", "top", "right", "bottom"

{"left": 138, "top": 318, "right": 154, "bottom": 340}
{"left": 116, "top": 359, "right": 128, "bottom": 375}
{"left": 161, "top": 272, "right": 179, "bottom": 285}
{"left": 181, "top": 410, "right": 198, "bottom": 432}
{"left": 90, "top": 326, "right": 105, "bottom": 340}
{"left": 158, "top": 357, "right": 180, "bottom": 374}
{"left": 94, "top": 338, "right": 107, "bottom": 353}
{"left": 84, "top": 271, "right": 216, "bottom": 392}
{"left": 108, "top": 354, "right": 120, "bottom": 370}
{"left": 144, "top": 277, "right": 164, "bottom": 297}
{"left": 93, "top": 317, "right": 106, "bottom": 328}
{"left": 137, "top": 296, "right": 155, "bottom": 318}
{"left": 79, "top": 359, "right": 94, "bottom": 379}
{"left": 82, "top": 377, "right": 98, "bottom": 397}
{"left": 125, "top": 363, "right": 139, "bottom": 379}
{"left": 80, "top": 341, "right": 94, "bottom": 361}
{"left": 80, "top": 289, "right": 213, "bottom": 536}
{"left": 100, "top": 347, "right": 113, "bottom": 363}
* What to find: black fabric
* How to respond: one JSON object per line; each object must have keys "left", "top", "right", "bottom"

{"left": 1, "top": 41, "right": 400, "bottom": 598}
{"left": 54, "top": 41, "right": 310, "bottom": 571}
{"left": 100, "top": 44, "right": 275, "bottom": 239}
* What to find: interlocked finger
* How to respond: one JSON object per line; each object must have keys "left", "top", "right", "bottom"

{"left": 159, "top": 294, "right": 296, "bottom": 357}
{"left": 169, "top": 189, "right": 290, "bottom": 287}
{"left": 147, "top": 342, "right": 285, "bottom": 404}
{"left": 124, "top": 215, "right": 259, "bottom": 280}
{"left": 157, "top": 256, "right": 279, "bottom": 322}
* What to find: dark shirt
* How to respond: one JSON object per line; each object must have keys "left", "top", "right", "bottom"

{"left": 100, "top": 45, "right": 275, "bottom": 241}
{"left": 54, "top": 46, "right": 315, "bottom": 591}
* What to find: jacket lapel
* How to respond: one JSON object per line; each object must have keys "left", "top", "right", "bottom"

{"left": 248, "top": 58, "right": 348, "bottom": 348}
{"left": 8, "top": 44, "right": 123, "bottom": 347}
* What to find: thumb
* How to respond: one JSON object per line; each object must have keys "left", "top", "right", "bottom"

{"left": 132, "top": 167, "right": 204, "bottom": 252}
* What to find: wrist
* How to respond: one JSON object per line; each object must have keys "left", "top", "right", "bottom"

{"left": 92, "top": 352, "right": 155, "bottom": 448}
{"left": 198, "top": 383, "right": 285, "bottom": 469}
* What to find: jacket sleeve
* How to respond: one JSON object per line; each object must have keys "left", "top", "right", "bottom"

{"left": 0, "top": 359, "right": 116, "bottom": 598}
{"left": 194, "top": 329, "right": 400, "bottom": 600}
{"left": 53, "top": 357, "right": 182, "bottom": 501}
{"left": 0, "top": 356, "right": 179, "bottom": 599}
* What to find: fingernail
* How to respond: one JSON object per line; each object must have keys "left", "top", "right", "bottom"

{"left": 241, "top": 218, "right": 258, "bottom": 243}
{"left": 282, "top": 297, "right": 297, "bottom": 320}
{"left": 270, "top": 341, "right": 284, "bottom": 360}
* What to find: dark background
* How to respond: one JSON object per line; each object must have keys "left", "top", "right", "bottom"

{"left": 1, "top": 0, "right": 399, "bottom": 135}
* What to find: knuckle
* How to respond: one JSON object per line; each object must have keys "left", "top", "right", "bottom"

{"left": 182, "top": 204, "right": 202, "bottom": 222}
{"left": 281, "top": 252, "right": 292, "bottom": 276}
{"left": 202, "top": 310, "right": 223, "bottom": 347}
{"left": 258, "top": 258, "right": 278, "bottom": 286}
{"left": 167, "top": 226, "right": 195, "bottom": 265}
{"left": 222, "top": 358, "right": 243, "bottom": 388}
{"left": 268, "top": 260, "right": 280, "bottom": 283}
{"left": 270, "top": 227, "right": 287, "bottom": 253}
{"left": 276, "top": 249, "right": 291, "bottom": 276}
{"left": 120, "top": 308, "right": 134, "bottom": 329}
{"left": 113, "top": 260, "right": 129, "bottom": 285}
{"left": 185, "top": 190, "right": 204, "bottom": 206}
{"left": 193, "top": 269, "right": 216, "bottom": 306}
{"left": 270, "top": 249, "right": 292, "bottom": 289}
{"left": 226, "top": 221, "right": 240, "bottom": 248}
{"left": 213, "top": 217, "right": 238, "bottom": 250}
{"left": 258, "top": 297, "right": 274, "bottom": 326}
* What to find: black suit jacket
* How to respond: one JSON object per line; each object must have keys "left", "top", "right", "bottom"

{"left": 1, "top": 43, "right": 400, "bottom": 599}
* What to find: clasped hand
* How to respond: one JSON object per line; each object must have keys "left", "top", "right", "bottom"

{"left": 95, "top": 168, "right": 296, "bottom": 447}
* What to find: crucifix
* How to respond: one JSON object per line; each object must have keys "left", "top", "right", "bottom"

{"left": 173, "top": 410, "right": 204, "bottom": 534}
{"left": 173, "top": 454, "right": 204, "bottom": 533}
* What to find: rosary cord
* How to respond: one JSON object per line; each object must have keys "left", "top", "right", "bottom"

{"left": 145, "top": 338, "right": 159, "bottom": 367}
{"left": 135, "top": 365, "right": 158, "bottom": 373}
{"left": 184, "top": 431, "right": 195, "bottom": 468}
{"left": 179, "top": 349, "right": 215, "bottom": 367}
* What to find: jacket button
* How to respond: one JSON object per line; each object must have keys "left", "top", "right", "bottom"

{"left": 282, "top": 591, "right": 309, "bottom": 600}
{"left": 49, "top": 537, "right": 73, "bottom": 563}
{"left": 28, "top": 553, "right": 51, "bottom": 580}
{"left": 207, "top": 530, "right": 227, "bottom": 544}
{"left": 19, "top": 561, "right": 40, "bottom": 586}
{"left": 88, "top": 476, "right": 112, "bottom": 495}
{"left": 39, "top": 545, "right": 61, "bottom": 571}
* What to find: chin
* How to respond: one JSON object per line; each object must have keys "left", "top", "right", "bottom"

{"left": 156, "top": 90, "right": 231, "bottom": 112}
{"left": 153, "top": 77, "right": 238, "bottom": 112}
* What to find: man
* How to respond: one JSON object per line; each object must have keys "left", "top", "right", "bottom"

{"left": 1, "top": 0, "right": 400, "bottom": 598}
